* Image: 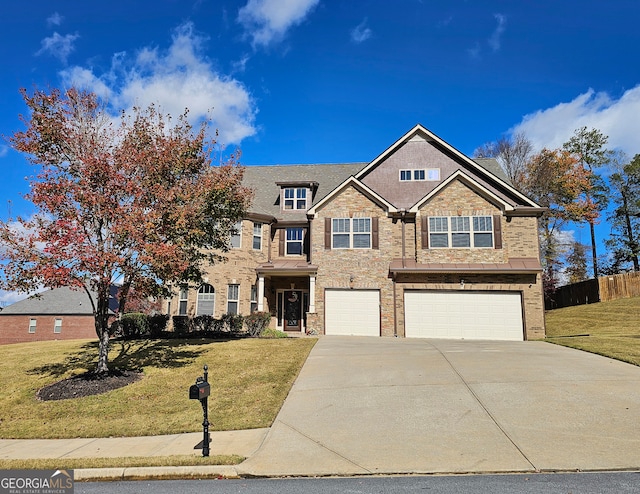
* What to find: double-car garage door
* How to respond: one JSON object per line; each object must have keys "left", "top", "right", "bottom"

{"left": 404, "top": 290, "right": 524, "bottom": 341}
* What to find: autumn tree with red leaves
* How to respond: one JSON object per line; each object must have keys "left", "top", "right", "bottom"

{"left": 0, "top": 87, "right": 250, "bottom": 373}
{"left": 523, "top": 148, "right": 598, "bottom": 298}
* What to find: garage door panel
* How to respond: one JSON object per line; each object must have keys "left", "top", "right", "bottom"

{"left": 405, "top": 291, "right": 523, "bottom": 341}
{"left": 325, "top": 289, "right": 380, "bottom": 336}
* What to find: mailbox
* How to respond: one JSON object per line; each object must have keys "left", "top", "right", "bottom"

{"left": 189, "top": 380, "right": 210, "bottom": 400}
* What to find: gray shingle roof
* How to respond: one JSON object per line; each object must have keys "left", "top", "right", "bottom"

{"left": 0, "top": 286, "right": 118, "bottom": 315}
{"left": 472, "top": 158, "right": 510, "bottom": 183}
{"left": 242, "top": 163, "right": 367, "bottom": 221}
{"left": 242, "top": 159, "right": 508, "bottom": 220}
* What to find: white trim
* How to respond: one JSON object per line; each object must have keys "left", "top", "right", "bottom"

{"left": 409, "top": 170, "right": 514, "bottom": 213}
{"left": 257, "top": 275, "right": 265, "bottom": 312}
{"left": 307, "top": 176, "right": 397, "bottom": 216}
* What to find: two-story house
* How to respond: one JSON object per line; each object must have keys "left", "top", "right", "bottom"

{"left": 168, "top": 124, "right": 545, "bottom": 341}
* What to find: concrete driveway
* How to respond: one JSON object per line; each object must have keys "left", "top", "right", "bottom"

{"left": 239, "top": 336, "right": 640, "bottom": 477}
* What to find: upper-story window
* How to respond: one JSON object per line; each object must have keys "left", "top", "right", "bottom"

{"left": 252, "top": 222, "right": 262, "bottom": 250}
{"left": 230, "top": 221, "right": 242, "bottom": 248}
{"left": 332, "top": 218, "right": 371, "bottom": 249}
{"left": 400, "top": 168, "right": 440, "bottom": 181}
{"left": 284, "top": 188, "right": 307, "bottom": 210}
{"left": 429, "top": 216, "right": 493, "bottom": 248}
{"left": 286, "top": 227, "right": 304, "bottom": 255}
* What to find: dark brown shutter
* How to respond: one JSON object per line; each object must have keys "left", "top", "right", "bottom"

{"left": 324, "top": 217, "right": 332, "bottom": 250}
{"left": 493, "top": 214, "right": 502, "bottom": 249}
{"left": 421, "top": 216, "right": 429, "bottom": 249}
{"left": 372, "top": 217, "right": 379, "bottom": 250}
{"left": 279, "top": 229, "right": 285, "bottom": 256}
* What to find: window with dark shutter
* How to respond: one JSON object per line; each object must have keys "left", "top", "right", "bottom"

{"left": 493, "top": 214, "right": 503, "bottom": 249}
{"left": 324, "top": 217, "right": 331, "bottom": 250}
{"left": 421, "top": 216, "right": 429, "bottom": 249}
{"left": 372, "top": 217, "right": 379, "bottom": 250}
{"left": 278, "top": 229, "right": 285, "bottom": 256}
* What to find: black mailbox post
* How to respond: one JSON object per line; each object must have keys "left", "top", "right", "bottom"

{"left": 189, "top": 365, "right": 210, "bottom": 457}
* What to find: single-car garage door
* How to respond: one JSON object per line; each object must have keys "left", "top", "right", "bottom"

{"left": 325, "top": 289, "right": 380, "bottom": 336}
{"left": 404, "top": 291, "right": 523, "bottom": 341}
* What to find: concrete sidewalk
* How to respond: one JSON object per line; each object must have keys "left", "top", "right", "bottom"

{"left": 0, "top": 429, "right": 268, "bottom": 480}
{"left": 3, "top": 337, "right": 640, "bottom": 480}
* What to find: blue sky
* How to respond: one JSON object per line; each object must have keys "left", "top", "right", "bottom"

{"left": 2, "top": 0, "right": 640, "bottom": 303}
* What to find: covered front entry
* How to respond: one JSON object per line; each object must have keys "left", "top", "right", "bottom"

{"left": 278, "top": 289, "right": 309, "bottom": 331}
{"left": 404, "top": 290, "right": 524, "bottom": 341}
{"left": 325, "top": 289, "right": 380, "bottom": 336}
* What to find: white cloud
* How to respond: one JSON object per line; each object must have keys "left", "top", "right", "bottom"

{"left": 60, "top": 23, "right": 257, "bottom": 146}
{"left": 350, "top": 18, "right": 372, "bottom": 44}
{"left": 47, "top": 12, "right": 64, "bottom": 27}
{"left": 237, "top": 0, "right": 320, "bottom": 48}
{"left": 0, "top": 290, "right": 29, "bottom": 307}
{"left": 0, "top": 145, "right": 8, "bottom": 158}
{"left": 488, "top": 13, "right": 506, "bottom": 52}
{"left": 36, "top": 32, "right": 79, "bottom": 64}
{"left": 511, "top": 85, "right": 640, "bottom": 156}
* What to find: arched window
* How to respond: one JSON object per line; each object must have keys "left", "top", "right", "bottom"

{"left": 196, "top": 284, "right": 215, "bottom": 316}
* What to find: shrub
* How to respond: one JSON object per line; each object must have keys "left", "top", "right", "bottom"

{"left": 149, "top": 314, "right": 169, "bottom": 337}
{"left": 193, "top": 315, "right": 215, "bottom": 333}
{"left": 260, "top": 327, "right": 288, "bottom": 339}
{"left": 244, "top": 312, "right": 272, "bottom": 337}
{"left": 221, "top": 313, "right": 244, "bottom": 333}
{"left": 121, "top": 313, "right": 150, "bottom": 338}
{"left": 172, "top": 315, "right": 191, "bottom": 334}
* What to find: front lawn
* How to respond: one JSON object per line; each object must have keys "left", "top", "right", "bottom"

{"left": 544, "top": 296, "right": 640, "bottom": 366}
{"left": 0, "top": 337, "right": 316, "bottom": 439}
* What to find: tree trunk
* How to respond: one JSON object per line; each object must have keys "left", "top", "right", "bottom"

{"left": 95, "top": 286, "right": 111, "bottom": 374}
{"left": 589, "top": 220, "right": 598, "bottom": 279}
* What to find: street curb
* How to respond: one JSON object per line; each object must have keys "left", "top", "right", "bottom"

{"left": 74, "top": 465, "right": 241, "bottom": 481}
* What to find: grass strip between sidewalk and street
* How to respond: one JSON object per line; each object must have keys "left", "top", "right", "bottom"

{"left": 0, "top": 336, "right": 316, "bottom": 439}
{"left": 0, "top": 455, "right": 244, "bottom": 471}
{"left": 544, "top": 296, "right": 640, "bottom": 366}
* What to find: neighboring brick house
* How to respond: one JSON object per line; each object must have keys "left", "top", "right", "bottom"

{"left": 0, "top": 287, "right": 116, "bottom": 345}
{"left": 168, "top": 124, "right": 545, "bottom": 340}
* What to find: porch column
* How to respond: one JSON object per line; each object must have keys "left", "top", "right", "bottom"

{"left": 309, "top": 275, "right": 316, "bottom": 313}
{"left": 257, "top": 274, "right": 265, "bottom": 311}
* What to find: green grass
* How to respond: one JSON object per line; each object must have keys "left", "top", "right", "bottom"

{"left": 0, "top": 337, "right": 316, "bottom": 439}
{"left": 545, "top": 296, "right": 640, "bottom": 366}
{"left": 0, "top": 455, "right": 244, "bottom": 471}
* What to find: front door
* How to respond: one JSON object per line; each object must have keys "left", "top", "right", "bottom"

{"left": 284, "top": 290, "right": 303, "bottom": 331}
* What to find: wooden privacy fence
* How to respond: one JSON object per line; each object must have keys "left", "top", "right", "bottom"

{"left": 599, "top": 271, "right": 640, "bottom": 302}
{"left": 546, "top": 271, "right": 640, "bottom": 310}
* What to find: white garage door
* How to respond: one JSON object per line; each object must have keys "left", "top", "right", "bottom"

{"left": 325, "top": 289, "right": 380, "bottom": 336}
{"left": 404, "top": 291, "right": 523, "bottom": 341}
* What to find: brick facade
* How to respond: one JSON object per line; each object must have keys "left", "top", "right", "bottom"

{"left": 0, "top": 315, "right": 96, "bottom": 345}
{"left": 166, "top": 124, "right": 546, "bottom": 341}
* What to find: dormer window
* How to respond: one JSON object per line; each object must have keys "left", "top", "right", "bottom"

{"left": 284, "top": 188, "right": 307, "bottom": 210}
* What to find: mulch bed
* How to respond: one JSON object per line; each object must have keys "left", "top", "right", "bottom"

{"left": 36, "top": 370, "right": 143, "bottom": 401}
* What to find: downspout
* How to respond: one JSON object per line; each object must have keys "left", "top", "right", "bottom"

{"left": 393, "top": 273, "right": 398, "bottom": 337}
{"left": 400, "top": 209, "right": 406, "bottom": 268}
